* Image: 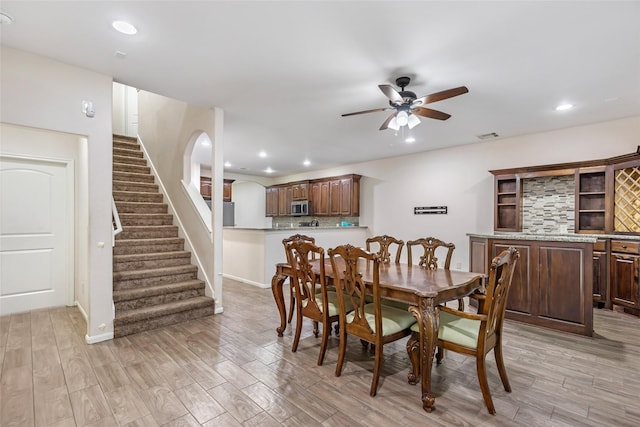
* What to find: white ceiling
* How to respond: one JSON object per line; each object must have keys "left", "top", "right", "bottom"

{"left": 1, "top": 1, "right": 639, "bottom": 177}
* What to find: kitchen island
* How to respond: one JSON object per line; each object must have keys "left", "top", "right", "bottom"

{"left": 468, "top": 233, "right": 597, "bottom": 336}
{"left": 223, "top": 226, "right": 368, "bottom": 287}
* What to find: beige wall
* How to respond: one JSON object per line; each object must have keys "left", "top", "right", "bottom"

{"left": 137, "top": 91, "right": 223, "bottom": 309}
{"left": 278, "top": 116, "right": 640, "bottom": 270}
{"left": 1, "top": 46, "right": 114, "bottom": 342}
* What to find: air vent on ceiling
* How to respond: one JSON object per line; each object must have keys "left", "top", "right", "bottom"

{"left": 476, "top": 132, "right": 499, "bottom": 140}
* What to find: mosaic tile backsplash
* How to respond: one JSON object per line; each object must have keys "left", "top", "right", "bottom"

{"left": 522, "top": 175, "right": 575, "bottom": 233}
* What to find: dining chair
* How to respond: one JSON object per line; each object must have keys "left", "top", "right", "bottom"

{"left": 365, "top": 235, "right": 404, "bottom": 264}
{"left": 285, "top": 239, "right": 347, "bottom": 366}
{"left": 406, "top": 246, "right": 520, "bottom": 415}
{"left": 282, "top": 234, "right": 316, "bottom": 324}
{"left": 407, "top": 237, "right": 463, "bottom": 311}
{"left": 329, "top": 244, "right": 416, "bottom": 396}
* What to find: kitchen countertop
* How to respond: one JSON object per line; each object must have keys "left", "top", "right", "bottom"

{"left": 467, "top": 232, "right": 640, "bottom": 242}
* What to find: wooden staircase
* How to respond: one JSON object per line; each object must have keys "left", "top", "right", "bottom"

{"left": 112, "top": 134, "right": 215, "bottom": 337}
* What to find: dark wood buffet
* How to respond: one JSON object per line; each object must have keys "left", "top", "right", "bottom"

{"left": 471, "top": 148, "right": 640, "bottom": 335}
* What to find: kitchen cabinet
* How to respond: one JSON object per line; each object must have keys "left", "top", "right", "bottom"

{"left": 223, "top": 179, "right": 234, "bottom": 202}
{"left": 592, "top": 240, "right": 608, "bottom": 307}
{"left": 291, "top": 182, "right": 309, "bottom": 201}
{"left": 328, "top": 174, "right": 360, "bottom": 216}
{"left": 469, "top": 235, "right": 593, "bottom": 336}
{"left": 278, "top": 186, "right": 292, "bottom": 216}
{"left": 200, "top": 176, "right": 212, "bottom": 199}
{"left": 610, "top": 240, "right": 640, "bottom": 314}
{"left": 265, "top": 186, "right": 279, "bottom": 217}
{"left": 310, "top": 181, "right": 330, "bottom": 215}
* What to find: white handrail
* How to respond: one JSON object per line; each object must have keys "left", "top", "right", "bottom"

{"left": 112, "top": 197, "right": 123, "bottom": 246}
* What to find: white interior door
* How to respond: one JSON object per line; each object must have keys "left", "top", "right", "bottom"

{"left": 0, "top": 155, "right": 73, "bottom": 315}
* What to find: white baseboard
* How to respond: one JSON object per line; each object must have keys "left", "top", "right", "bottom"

{"left": 85, "top": 331, "right": 114, "bottom": 344}
{"left": 222, "top": 273, "right": 271, "bottom": 289}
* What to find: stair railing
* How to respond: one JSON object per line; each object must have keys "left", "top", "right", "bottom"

{"left": 112, "top": 196, "right": 123, "bottom": 246}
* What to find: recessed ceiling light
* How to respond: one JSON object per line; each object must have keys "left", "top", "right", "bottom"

{"left": 265, "top": 167, "right": 274, "bottom": 174}
{"left": 224, "top": 161, "right": 231, "bottom": 167}
{"left": 258, "top": 151, "right": 267, "bottom": 158}
{"left": 303, "top": 159, "right": 311, "bottom": 166}
{"left": 405, "top": 137, "right": 415, "bottom": 143}
{"left": 0, "top": 11, "right": 14, "bottom": 25}
{"left": 555, "top": 103, "right": 574, "bottom": 111}
{"left": 112, "top": 20, "right": 137, "bottom": 35}
{"left": 200, "top": 140, "right": 211, "bottom": 147}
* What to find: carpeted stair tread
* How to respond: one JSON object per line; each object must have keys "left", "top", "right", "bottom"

{"left": 113, "top": 147, "right": 143, "bottom": 158}
{"left": 113, "top": 304, "right": 215, "bottom": 337}
{"left": 113, "top": 171, "right": 155, "bottom": 183}
{"left": 113, "top": 190, "right": 164, "bottom": 203}
{"left": 113, "top": 163, "right": 151, "bottom": 174}
{"left": 115, "top": 201, "right": 168, "bottom": 213}
{"left": 116, "top": 226, "right": 179, "bottom": 240}
{"left": 118, "top": 213, "right": 173, "bottom": 226}
{"left": 113, "top": 181, "right": 159, "bottom": 193}
{"left": 113, "top": 264, "right": 197, "bottom": 281}
{"left": 114, "top": 250, "right": 191, "bottom": 263}
{"left": 113, "top": 296, "right": 215, "bottom": 325}
{"left": 113, "top": 250, "right": 191, "bottom": 271}
{"left": 113, "top": 154, "right": 148, "bottom": 166}
{"left": 113, "top": 279, "right": 205, "bottom": 302}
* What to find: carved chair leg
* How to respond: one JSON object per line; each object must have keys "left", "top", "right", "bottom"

{"left": 335, "top": 331, "right": 347, "bottom": 377}
{"left": 318, "top": 320, "right": 330, "bottom": 366}
{"left": 370, "top": 344, "right": 383, "bottom": 397}
{"left": 476, "top": 354, "right": 496, "bottom": 415}
{"left": 334, "top": 323, "right": 340, "bottom": 336}
{"left": 287, "top": 283, "right": 295, "bottom": 323}
{"left": 436, "top": 346, "right": 445, "bottom": 364}
{"left": 291, "top": 305, "right": 303, "bottom": 353}
{"left": 360, "top": 339, "right": 369, "bottom": 350}
{"left": 494, "top": 340, "right": 511, "bottom": 392}
{"left": 313, "top": 321, "right": 319, "bottom": 338}
{"left": 457, "top": 298, "right": 465, "bottom": 311}
{"left": 406, "top": 331, "right": 420, "bottom": 385}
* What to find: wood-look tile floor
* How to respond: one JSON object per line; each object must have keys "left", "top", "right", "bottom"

{"left": 2, "top": 278, "right": 640, "bottom": 426}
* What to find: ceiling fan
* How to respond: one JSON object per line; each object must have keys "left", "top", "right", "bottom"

{"left": 342, "top": 76, "right": 468, "bottom": 131}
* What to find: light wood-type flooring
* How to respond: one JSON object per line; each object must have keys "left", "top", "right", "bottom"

{"left": 1, "top": 278, "right": 640, "bottom": 426}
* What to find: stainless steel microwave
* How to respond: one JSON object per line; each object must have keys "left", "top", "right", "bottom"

{"left": 291, "top": 200, "right": 310, "bottom": 216}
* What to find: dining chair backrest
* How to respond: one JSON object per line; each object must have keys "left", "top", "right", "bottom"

{"left": 329, "top": 244, "right": 380, "bottom": 340}
{"left": 406, "top": 237, "right": 455, "bottom": 269}
{"left": 282, "top": 233, "right": 316, "bottom": 263}
{"left": 365, "top": 235, "right": 404, "bottom": 264}
{"left": 285, "top": 239, "right": 337, "bottom": 365}
{"left": 481, "top": 246, "right": 520, "bottom": 339}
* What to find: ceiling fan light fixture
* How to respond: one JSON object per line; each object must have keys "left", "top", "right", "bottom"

{"left": 388, "top": 117, "right": 400, "bottom": 131}
{"left": 396, "top": 110, "right": 409, "bottom": 127}
{"left": 407, "top": 114, "right": 420, "bottom": 129}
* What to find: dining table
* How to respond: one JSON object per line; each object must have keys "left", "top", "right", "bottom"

{"left": 271, "top": 258, "right": 485, "bottom": 412}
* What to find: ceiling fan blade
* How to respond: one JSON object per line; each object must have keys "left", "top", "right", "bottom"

{"left": 379, "top": 112, "right": 397, "bottom": 130}
{"left": 341, "top": 107, "right": 388, "bottom": 117}
{"left": 413, "top": 107, "right": 451, "bottom": 120}
{"left": 379, "top": 84, "right": 403, "bottom": 105}
{"left": 413, "top": 86, "right": 469, "bottom": 106}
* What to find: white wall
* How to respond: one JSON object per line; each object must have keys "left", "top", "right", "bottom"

{"left": 277, "top": 116, "right": 640, "bottom": 270}
{"left": 232, "top": 181, "right": 272, "bottom": 228}
{"left": 1, "top": 46, "right": 113, "bottom": 342}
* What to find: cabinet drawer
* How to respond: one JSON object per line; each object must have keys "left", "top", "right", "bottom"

{"left": 594, "top": 240, "right": 606, "bottom": 252}
{"left": 611, "top": 240, "right": 640, "bottom": 254}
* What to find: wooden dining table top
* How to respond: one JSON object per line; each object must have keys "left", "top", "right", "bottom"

{"left": 312, "top": 257, "right": 484, "bottom": 303}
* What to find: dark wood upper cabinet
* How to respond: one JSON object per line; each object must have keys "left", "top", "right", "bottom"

{"left": 490, "top": 149, "right": 640, "bottom": 235}
{"left": 200, "top": 176, "right": 212, "bottom": 199}
{"left": 223, "top": 179, "right": 234, "bottom": 202}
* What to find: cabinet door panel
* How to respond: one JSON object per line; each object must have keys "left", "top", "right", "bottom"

{"left": 538, "top": 246, "right": 586, "bottom": 324}
{"left": 611, "top": 254, "right": 639, "bottom": 307}
{"left": 329, "top": 180, "right": 341, "bottom": 215}
{"left": 593, "top": 251, "right": 607, "bottom": 303}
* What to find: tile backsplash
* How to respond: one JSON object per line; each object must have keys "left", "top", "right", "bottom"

{"left": 522, "top": 175, "right": 575, "bottom": 233}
